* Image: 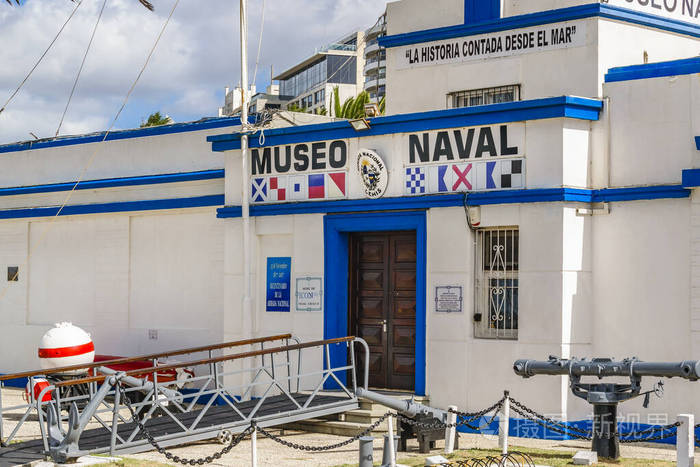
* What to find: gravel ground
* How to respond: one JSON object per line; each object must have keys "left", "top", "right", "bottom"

{"left": 2, "top": 387, "right": 687, "bottom": 467}
{"left": 123, "top": 428, "right": 682, "bottom": 466}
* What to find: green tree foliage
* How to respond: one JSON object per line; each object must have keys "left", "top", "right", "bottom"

{"left": 332, "top": 87, "right": 386, "bottom": 119}
{"left": 286, "top": 102, "right": 307, "bottom": 113}
{"left": 140, "top": 112, "right": 172, "bottom": 128}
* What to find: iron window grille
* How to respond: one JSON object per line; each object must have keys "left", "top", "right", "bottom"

{"left": 448, "top": 85, "right": 521, "bottom": 109}
{"left": 474, "top": 228, "right": 519, "bottom": 340}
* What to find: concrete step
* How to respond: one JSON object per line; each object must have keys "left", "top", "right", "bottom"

{"left": 284, "top": 417, "right": 391, "bottom": 437}
{"left": 285, "top": 393, "right": 433, "bottom": 437}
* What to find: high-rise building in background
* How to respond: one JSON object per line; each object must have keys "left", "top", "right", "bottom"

{"left": 274, "top": 31, "right": 365, "bottom": 116}
{"left": 363, "top": 13, "right": 386, "bottom": 102}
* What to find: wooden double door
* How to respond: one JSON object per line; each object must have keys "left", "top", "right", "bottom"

{"left": 349, "top": 231, "right": 417, "bottom": 391}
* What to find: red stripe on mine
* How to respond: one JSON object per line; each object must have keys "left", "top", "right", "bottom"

{"left": 38, "top": 341, "right": 94, "bottom": 358}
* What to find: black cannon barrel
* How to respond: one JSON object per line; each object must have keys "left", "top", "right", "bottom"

{"left": 514, "top": 358, "right": 700, "bottom": 381}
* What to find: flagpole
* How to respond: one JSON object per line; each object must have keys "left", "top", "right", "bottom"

{"left": 240, "top": 0, "right": 252, "bottom": 337}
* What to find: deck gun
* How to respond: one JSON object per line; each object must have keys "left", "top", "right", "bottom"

{"left": 513, "top": 356, "right": 700, "bottom": 459}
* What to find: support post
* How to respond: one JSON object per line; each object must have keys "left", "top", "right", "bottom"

{"left": 240, "top": 0, "right": 252, "bottom": 341}
{"left": 677, "top": 414, "right": 695, "bottom": 467}
{"left": 499, "top": 391, "right": 510, "bottom": 455}
{"left": 110, "top": 384, "right": 120, "bottom": 456}
{"left": 251, "top": 424, "right": 257, "bottom": 467}
{"left": 386, "top": 416, "right": 396, "bottom": 467}
{"left": 592, "top": 403, "right": 619, "bottom": 460}
{"left": 359, "top": 436, "right": 374, "bottom": 467}
{"left": 445, "top": 405, "right": 457, "bottom": 454}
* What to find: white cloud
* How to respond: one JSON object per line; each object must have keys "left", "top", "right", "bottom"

{"left": 0, "top": 0, "right": 386, "bottom": 145}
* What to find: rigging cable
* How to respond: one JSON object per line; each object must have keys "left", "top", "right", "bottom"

{"left": 0, "top": 0, "right": 180, "bottom": 296}
{"left": 252, "top": 0, "right": 266, "bottom": 86}
{"left": 0, "top": 0, "right": 84, "bottom": 115}
{"left": 55, "top": 0, "right": 109, "bottom": 137}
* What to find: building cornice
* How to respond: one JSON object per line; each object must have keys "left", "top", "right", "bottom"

{"left": 0, "top": 169, "right": 224, "bottom": 197}
{"left": 215, "top": 185, "right": 690, "bottom": 219}
{"left": 0, "top": 117, "right": 245, "bottom": 155}
{"left": 207, "top": 96, "right": 604, "bottom": 152}
{"left": 605, "top": 57, "right": 700, "bottom": 82}
{"left": 378, "top": 4, "right": 700, "bottom": 49}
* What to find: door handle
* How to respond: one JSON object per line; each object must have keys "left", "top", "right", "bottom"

{"left": 380, "top": 319, "right": 387, "bottom": 333}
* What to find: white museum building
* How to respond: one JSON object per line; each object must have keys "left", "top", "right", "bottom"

{"left": 0, "top": 0, "right": 699, "bottom": 435}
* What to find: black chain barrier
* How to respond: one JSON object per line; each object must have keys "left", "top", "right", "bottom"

{"left": 118, "top": 384, "right": 254, "bottom": 466}
{"left": 255, "top": 412, "right": 393, "bottom": 452}
{"left": 509, "top": 397, "right": 689, "bottom": 444}
{"left": 114, "top": 384, "right": 689, "bottom": 464}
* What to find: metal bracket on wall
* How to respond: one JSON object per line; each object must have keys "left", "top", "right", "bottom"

{"left": 576, "top": 202, "right": 610, "bottom": 217}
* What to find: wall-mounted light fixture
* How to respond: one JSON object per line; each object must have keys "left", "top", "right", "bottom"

{"left": 349, "top": 118, "right": 371, "bottom": 131}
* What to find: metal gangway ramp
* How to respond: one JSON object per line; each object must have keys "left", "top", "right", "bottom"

{"left": 0, "top": 335, "right": 369, "bottom": 465}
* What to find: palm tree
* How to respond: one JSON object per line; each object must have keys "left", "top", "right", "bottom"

{"left": 5, "top": 0, "right": 154, "bottom": 10}
{"left": 140, "top": 111, "right": 172, "bottom": 127}
{"left": 332, "top": 87, "right": 386, "bottom": 119}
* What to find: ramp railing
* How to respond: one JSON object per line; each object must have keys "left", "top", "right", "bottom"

{"left": 1, "top": 335, "right": 369, "bottom": 463}
{"left": 0, "top": 334, "right": 291, "bottom": 448}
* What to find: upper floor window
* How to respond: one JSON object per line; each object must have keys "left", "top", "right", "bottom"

{"left": 448, "top": 85, "right": 520, "bottom": 109}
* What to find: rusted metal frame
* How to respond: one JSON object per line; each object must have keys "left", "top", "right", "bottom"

{"left": 0, "top": 334, "right": 293, "bottom": 382}
{"left": 54, "top": 337, "right": 355, "bottom": 388}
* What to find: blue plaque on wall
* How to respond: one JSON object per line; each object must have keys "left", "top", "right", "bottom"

{"left": 266, "top": 257, "right": 291, "bottom": 312}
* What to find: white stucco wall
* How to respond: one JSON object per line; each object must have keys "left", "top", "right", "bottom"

{"left": 0, "top": 208, "right": 224, "bottom": 372}
{"left": 386, "top": 0, "right": 464, "bottom": 36}
{"left": 606, "top": 72, "right": 700, "bottom": 187}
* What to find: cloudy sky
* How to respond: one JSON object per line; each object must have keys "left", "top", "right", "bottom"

{"left": 0, "top": 0, "right": 387, "bottom": 145}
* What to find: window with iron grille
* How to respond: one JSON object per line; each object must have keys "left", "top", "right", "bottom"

{"left": 448, "top": 85, "right": 521, "bottom": 109}
{"left": 474, "top": 228, "right": 519, "bottom": 340}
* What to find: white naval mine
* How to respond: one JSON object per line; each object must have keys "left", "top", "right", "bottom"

{"left": 0, "top": 0, "right": 699, "bottom": 439}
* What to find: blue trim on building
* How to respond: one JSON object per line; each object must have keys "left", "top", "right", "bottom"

{"left": 323, "top": 212, "right": 427, "bottom": 396}
{"left": 379, "top": 3, "right": 700, "bottom": 48}
{"left": 0, "top": 170, "right": 224, "bottom": 197}
{"left": 592, "top": 185, "right": 690, "bottom": 202}
{"left": 0, "top": 195, "right": 224, "bottom": 220}
{"left": 605, "top": 57, "right": 700, "bottom": 83}
{"left": 215, "top": 185, "right": 690, "bottom": 219}
{"left": 683, "top": 169, "right": 700, "bottom": 188}
{"left": 208, "top": 97, "right": 603, "bottom": 152}
{"left": 456, "top": 416, "right": 695, "bottom": 446}
{"left": 465, "top": 0, "right": 500, "bottom": 24}
{"left": 0, "top": 184, "right": 686, "bottom": 221}
{"left": 0, "top": 117, "right": 246, "bottom": 155}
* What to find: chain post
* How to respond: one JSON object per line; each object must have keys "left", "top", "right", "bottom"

{"left": 445, "top": 405, "right": 457, "bottom": 454}
{"left": 676, "top": 414, "right": 695, "bottom": 467}
{"left": 499, "top": 390, "right": 510, "bottom": 455}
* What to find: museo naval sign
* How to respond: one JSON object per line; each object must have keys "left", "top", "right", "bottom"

{"left": 247, "top": 123, "right": 525, "bottom": 204}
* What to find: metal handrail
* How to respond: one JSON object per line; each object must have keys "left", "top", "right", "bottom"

{"left": 54, "top": 337, "right": 356, "bottom": 388}
{"left": 0, "top": 334, "right": 292, "bottom": 381}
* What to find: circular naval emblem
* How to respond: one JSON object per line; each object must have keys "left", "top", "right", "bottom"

{"left": 357, "top": 149, "right": 388, "bottom": 199}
